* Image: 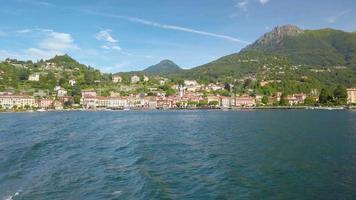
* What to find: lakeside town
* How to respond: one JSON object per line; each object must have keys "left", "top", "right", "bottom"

{"left": 1, "top": 71, "right": 355, "bottom": 112}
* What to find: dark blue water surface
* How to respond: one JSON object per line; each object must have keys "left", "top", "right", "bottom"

{"left": 0, "top": 110, "right": 355, "bottom": 200}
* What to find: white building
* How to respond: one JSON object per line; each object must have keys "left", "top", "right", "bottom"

{"left": 143, "top": 75, "right": 149, "bottom": 82}
{"left": 184, "top": 80, "right": 198, "bottom": 86}
{"left": 54, "top": 86, "right": 67, "bottom": 97}
{"left": 28, "top": 73, "right": 40, "bottom": 81}
{"left": 108, "top": 97, "right": 128, "bottom": 108}
{"left": 69, "top": 79, "right": 76, "bottom": 86}
{"left": 57, "top": 88, "right": 67, "bottom": 97}
{"left": 112, "top": 75, "right": 122, "bottom": 83}
{"left": 80, "top": 96, "right": 98, "bottom": 109}
{"left": 0, "top": 95, "right": 37, "bottom": 109}
{"left": 159, "top": 80, "right": 166, "bottom": 86}
{"left": 131, "top": 75, "right": 140, "bottom": 83}
{"left": 347, "top": 88, "right": 356, "bottom": 104}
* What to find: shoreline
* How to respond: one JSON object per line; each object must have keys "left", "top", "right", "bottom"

{"left": 0, "top": 106, "right": 354, "bottom": 113}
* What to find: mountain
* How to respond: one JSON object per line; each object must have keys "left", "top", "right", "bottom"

{"left": 241, "top": 25, "right": 356, "bottom": 66}
{"left": 172, "top": 25, "right": 356, "bottom": 88}
{"left": 143, "top": 59, "right": 182, "bottom": 75}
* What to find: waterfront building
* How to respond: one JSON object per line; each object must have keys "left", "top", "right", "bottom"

{"left": 347, "top": 88, "right": 356, "bottom": 104}
{"left": 220, "top": 96, "right": 233, "bottom": 108}
{"left": 38, "top": 98, "right": 53, "bottom": 109}
{"left": 108, "top": 97, "right": 128, "bottom": 109}
{"left": 97, "top": 97, "right": 109, "bottom": 108}
{"left": 287, "top": 93, "right": 306, "bottom": 105}
{"left": 206, "top": 95, "right": 220, "bottom": 104}
{"left": 80, "top": 96, "right": 98, "bottom": 109}
{"left": 59, "top": 96, "right": 74, "bottom": 106}
{"left": 0, "top": 94, "right": 37, "bottom": 109}
{"left": 53, "top": 100, "right": 63, "bottom": 110}
{"left": 81, "top": 90, "right": 97, "bottom": 97}
{"left": 235, "top": 96, "right": 256, "bottom": 107}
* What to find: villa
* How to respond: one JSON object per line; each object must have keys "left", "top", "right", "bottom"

{"left": 235, "top": 96, "right": 256, "bottom": 107}
{"left": 131, "top": 75, "right": 140, "bottom": 83}
{"left": 347, "top": 88, "right": 356, "bottom": 104}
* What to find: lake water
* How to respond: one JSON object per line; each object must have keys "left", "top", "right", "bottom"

{"left": 0, "top": 110, "right": 355, "bottom": 200}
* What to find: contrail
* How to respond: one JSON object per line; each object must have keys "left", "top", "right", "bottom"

{"left": 81, "top": 9, "right": 250, "bottom": 44}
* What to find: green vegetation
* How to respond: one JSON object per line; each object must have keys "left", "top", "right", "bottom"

{"left": 242, "top": 25, "right": 356, "bottom": 66}
{"left": 0, "top": 25, "right": 355, "bottom": 107}
{"left": 318, "top": 85, "right": 347, "bottom": 106}
{"left": 143, "top": 59, "right": 183, "bottom": 75}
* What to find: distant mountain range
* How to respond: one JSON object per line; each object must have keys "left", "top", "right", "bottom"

{"left": 134, "top": 24, "right": 356, "bottom": 87}
{"left": 140, "top": 25, "right": 356, "bottom": 77}
{"left": 1, "top": 25, "right": 355, "bottom": 93}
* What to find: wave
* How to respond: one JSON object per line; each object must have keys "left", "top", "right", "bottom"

{"left": 3, "top": 190, "right": 21, "bottom": 200}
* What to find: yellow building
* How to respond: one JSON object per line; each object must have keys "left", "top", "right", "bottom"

{"left": 347, "top": 88, "right": 356, "bottom": 104}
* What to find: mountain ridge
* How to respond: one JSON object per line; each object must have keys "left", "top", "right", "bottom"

{"left": 143, "top": 59, "right": 182, "bottom": 75}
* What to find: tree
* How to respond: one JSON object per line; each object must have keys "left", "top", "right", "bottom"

{"left": 319, "top": 88, "right": 333, "bottom": 104}
{"left": 71, "top": 85, "right": 81, "bottom": 96}
{"left": 333, "top": 85, "right": 347, "bottom": 105}
{"left": 243, "top": 79, "right": 252, "bottom": 88}
{"left": 74, "top": 95, "right": 81, "bottom": 104}
{"left": 279, "top": 93, "right": 289, "bottom": 106}
{"left": 165, "top": 88, "right": 176, "bottom": 97}
{"left": 209, "top": 101, "right": 219, "bottom": 107}
{"left": 197, "top": 100, "right": 208, "bottom": 107}
{"left": 58, "top": 78, "right": 67, "bottom": 86}
{"left": 262, "top": 96, "right": 268, "bottom": 105}
{"left": 304, "top": 96, "right": 316, "bottom": 106}
{"left": 224, "top": 83, "right": 232, "bottom": 92}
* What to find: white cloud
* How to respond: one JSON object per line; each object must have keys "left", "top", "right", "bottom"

{"left": 16, "top": 0, "right": 52, "bottom": 7}
{"left": 0, "top": 29, "right": 79, "bottom": 61}
{"left": 25, "top": 48, "right": 58, "bottom": 59}
{"left": 112, "top": 46, "right": 122, "bottom": 51}
{"left": 326, "top": 9, "right": 352, "bottom": 23}
{"left": 101, "top": 45, "right": 110, "bottom": 50}
{"left": 16, "top": 29, "right": 32, "bottom": 34}
{"left": 236, "top": 0, "right": 249, "bottom": 12}
{"left": 259, "top": 0, "right": 269, "bottom": 5}
{"left": 95, "top": 29, "right": 118, "bottom": 43}
{"left": 39, "top": 32, "right": 78, "bottom": 51}
{"left": 96, "top": 29, "right": 122, "bottom": 51}
{"left": 83, "top": 10, "right": 249, "bottom": 44}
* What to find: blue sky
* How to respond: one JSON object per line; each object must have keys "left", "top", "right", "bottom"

{"left": 0, "top": 0, "right": 355, "bottom": 72}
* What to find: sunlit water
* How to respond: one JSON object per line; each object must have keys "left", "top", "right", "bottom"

{"left": 0, "top": 110, "right": 355, "bottom": 199}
